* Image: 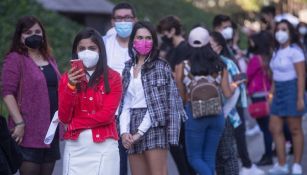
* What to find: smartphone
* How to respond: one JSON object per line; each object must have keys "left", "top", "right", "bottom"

{"left": 233, "top": 73, "right": 247, "bottom": 82}
{"left": 70, "top": 59, "right": 84, "bottom": 70}
{"left": 70, "top": 59, "right": 86, "bottom": 81}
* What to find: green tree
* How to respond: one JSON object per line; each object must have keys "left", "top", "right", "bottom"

{"left": 111, "top": 0, "right": 215, "bottom": 32}
{"left": 0, "top": 0, "right": 83, "bottom": 116}
{"left": 0, "top": 0, "right": 83, "bottom": 72}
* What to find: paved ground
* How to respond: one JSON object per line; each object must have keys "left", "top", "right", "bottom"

{"left": 15, "top": 116, "right": 307, "bottom": 175}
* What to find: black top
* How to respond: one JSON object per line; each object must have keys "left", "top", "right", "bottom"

{"left": 166, "top": 41, "right": 190, "bottom": 71}
{"left": 40, "top": 64, "right": 60, "bottom": 153}
{"left": 40, "top": 64, "right": 58, "bottom": 120}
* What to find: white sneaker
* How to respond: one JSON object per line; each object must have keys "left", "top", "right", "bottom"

{"left": 268, "top": 163, "right": 289, "bottom": 175}
{"left": 292, "top": 163, "right": 302, "bottom": 175}
{"left": 245, "top": 125, "right": 261, "bottom": 136}
{"left": 240, "top": 164, "right": 265, "bottom": 175}
{"left": 285, "top": 141, "right": 292, "bottom": 154}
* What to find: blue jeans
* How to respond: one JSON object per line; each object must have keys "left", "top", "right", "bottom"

{"left": 185, "top": 103, "right": 225, "bottom": 175}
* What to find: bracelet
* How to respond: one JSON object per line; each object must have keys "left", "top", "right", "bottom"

{"left": 15, "top": 121, "right": 25, "bottom": 126}
{"left": 67, "top": 82, "right": 76, "bottom": 90}
{"left": 137, "top": 130, "right": 144, "bottom": 136}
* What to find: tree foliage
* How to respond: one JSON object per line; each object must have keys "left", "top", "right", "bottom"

{"left": 0, "top": 0, "right": 83, "bottom": 72}
{"left": 111, "top": 0, "right": 215, "bottom": 33}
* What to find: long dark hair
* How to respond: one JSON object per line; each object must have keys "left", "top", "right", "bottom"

{"left": 274, "top": 19, "right": 303, "bottom": 50}
{"left": 8, "top": 16, "right": 51, "bottom": 59}
{"left": 248, "top": 31, "right": 273, "bottom": 57}
{"left": 248, "top": 31, "right": 273, "bottom": 79}
{"left": 72, "top": 28, "right": 110, "bottom": 93}
{"left": 210, "top": 31, "right": 233, "bottom": 59}
{"left": 128, "top": 21, "right": 159, "bottom": 64}
{"left": 189, "top": 44, "right": 225, "bottom": 76}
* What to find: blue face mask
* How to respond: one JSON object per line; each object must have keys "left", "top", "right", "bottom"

{"left": 114, "top": 22, "right": 133, "bottom": 38}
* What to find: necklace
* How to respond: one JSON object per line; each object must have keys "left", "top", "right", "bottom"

{"left": 133, "top": 64, "right": 142, "bottom": 70}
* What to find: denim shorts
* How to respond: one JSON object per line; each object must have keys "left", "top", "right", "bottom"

{"left": 271, "top": 79, "right": 306, "bottom": 117}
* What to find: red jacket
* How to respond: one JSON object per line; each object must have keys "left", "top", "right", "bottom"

{"left": 58, "top": 68, "right": 122, "bottom": 142}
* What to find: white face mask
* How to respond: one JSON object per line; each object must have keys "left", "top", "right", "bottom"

{"left": 221, "top": 27, "right": 233, "bottom": 40}
{"left": 77, "top": 50, "right": 99, "bottom": 69}
{"left": 299, "top": 26, "right": 307, "bottom": 35}
{"left": 275, "top": 30, "right": 289, "bottom": 44}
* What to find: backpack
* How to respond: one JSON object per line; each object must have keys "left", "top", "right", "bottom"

{"left": 187, "top": 64, "right": 223, "bottom": 118}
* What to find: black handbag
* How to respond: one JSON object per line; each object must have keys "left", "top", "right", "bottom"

{"left": 0, "top": 116, "right": 23, "bottom": 174}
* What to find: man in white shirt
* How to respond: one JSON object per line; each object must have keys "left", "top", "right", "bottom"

{"left": 102, "top": 2, "right": 137, "bottom": 175}
{"left": 103, "top": 2, "right": 137, "bottom": 75}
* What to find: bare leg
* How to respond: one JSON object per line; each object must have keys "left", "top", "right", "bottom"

{"left": 269, "top": 116, "right": 286, "bottom": 165}
{"left": 129, "top": 153, "right": 149, "bottom": 175}
{"left": 286, "top": 117, "right": 304, "bottom": 163}
{"left": 144, "top": 148, "right": 168, "bottom": 175}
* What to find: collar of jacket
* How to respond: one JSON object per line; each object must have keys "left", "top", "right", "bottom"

{"left": 125, "top": 56, "right": 156, "bottom": 71}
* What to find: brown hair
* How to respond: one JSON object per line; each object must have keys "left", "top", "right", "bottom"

{"left": 157, "top": 15, "right": 182, "bottom": 35}
{"left": 8, "top": 16, "right": 52, "bottom": 59}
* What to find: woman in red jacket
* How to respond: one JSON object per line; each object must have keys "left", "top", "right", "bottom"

{"left": 58, "top": 28, "right": 122, "bottom": 175}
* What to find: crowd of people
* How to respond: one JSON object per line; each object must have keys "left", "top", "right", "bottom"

{"left": 0, "top": 2, "right": 306, "bottom": 175}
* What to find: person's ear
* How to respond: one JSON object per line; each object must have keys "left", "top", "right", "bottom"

{"left": 249, "top": 40, "right": 255, "bottom": 47}
{"left": 170, "top": 28, "right": 176, "bottom": 35}
{"left": 111, "top": 18, "right": 115, "bottom": 27}
{"left": 217, "top": 45, "right": 223, "bottom": 54}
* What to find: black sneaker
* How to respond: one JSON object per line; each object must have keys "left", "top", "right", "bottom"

{"left": 256, "top": 154, "right": 273, "bottom": 166}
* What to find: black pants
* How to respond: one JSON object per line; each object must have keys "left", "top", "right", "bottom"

{"left": 118, "top": 138, "right": 128, "bottom": 175}
{"left": 116, "top": 115, "right": 128, "bottom": 175}
{"left": 216, "top": 118, "right": 239, "bottom": 175}
{"left": 235, "top": 107, "right": 252, "bottom": 168}
{"left": 251, "top": 96, "right": 273, "bottom": 157}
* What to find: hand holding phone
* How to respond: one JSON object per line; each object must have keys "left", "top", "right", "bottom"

{"left": 233, "top": 73, "right": 247, "bottom": 82}
{"left": 68, "top": 59, "right": 86, "bottom": 84}
{"left": 235, "top": 79, "right": 246, "bottom": 85}
{"left": 70, "top": 59, "right": 84, "bottom": 71}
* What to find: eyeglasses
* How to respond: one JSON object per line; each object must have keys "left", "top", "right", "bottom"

{"left": 113, "top": 15, "right": 135, "bottom": 22}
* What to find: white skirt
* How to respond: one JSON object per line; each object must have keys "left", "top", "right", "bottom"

{"left": 63, "top": 129, "right": 119, "bottom": 175}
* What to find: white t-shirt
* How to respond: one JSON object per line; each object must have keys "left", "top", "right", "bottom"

{"left": 103, "top": 34, "right": 131, "bottom": 115}
{"left": 103, "top": 34, "right": 130, "bottom": 75}
{"left": 270, "top": 45, "right": 305, "bottom": 81}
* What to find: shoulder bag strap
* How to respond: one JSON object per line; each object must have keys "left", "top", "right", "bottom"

{"left": 184, "top": 60, "right": 194, "bottom": 80}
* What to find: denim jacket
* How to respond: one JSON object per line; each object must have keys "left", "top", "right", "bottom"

{"left": 118, "top": 58, "right": 187, "bottom": 145}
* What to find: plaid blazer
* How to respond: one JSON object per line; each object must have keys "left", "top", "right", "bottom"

{"left": 118, "top": 58, "right": 187, "bottom": 145}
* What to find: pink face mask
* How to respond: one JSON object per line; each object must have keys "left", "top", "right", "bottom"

{"left": 133, "top": 40, "right": 153, "bottom": 56}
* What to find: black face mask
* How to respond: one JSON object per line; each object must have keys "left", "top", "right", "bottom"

{"left": 25, "top": 35, "right": 43, "bottom": 49}
{"left": 161, "top": 35, "right": 173, "bottom": 46}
